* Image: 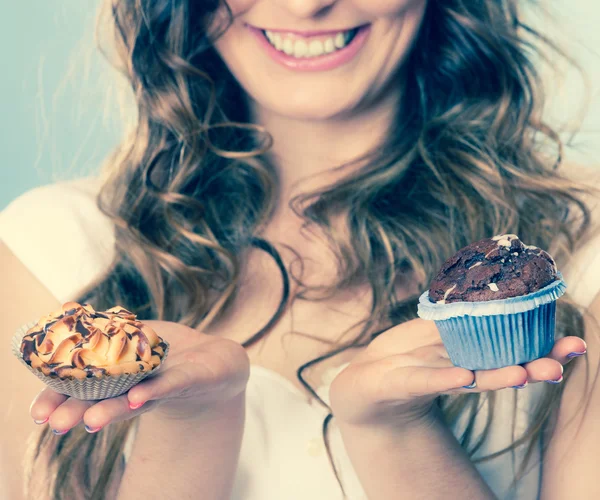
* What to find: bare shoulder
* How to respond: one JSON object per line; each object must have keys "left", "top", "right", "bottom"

{"left": 0, "top": 177, "right": 115, "bottom": 304}
{"left": 0, "top": 241, "right": 60, "bottom": 500}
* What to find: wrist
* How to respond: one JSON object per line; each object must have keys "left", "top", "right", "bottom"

{"left": 146, "top": 390, "right": 247, "bottom": 430}
{"left": 129, "top": 391, "right": 246, "bottom": 468}
{"left": 334, "top": 398, "right": 440, "bottom": 434}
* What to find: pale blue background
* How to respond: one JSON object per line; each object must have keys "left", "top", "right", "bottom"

{"left": 0, "top": 1, "right": 125, "bottom": 209}
{"left": 1, "top": 1, "right": 599, "bottom": 210}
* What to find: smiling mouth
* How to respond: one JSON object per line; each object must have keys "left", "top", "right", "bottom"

{"left": 260, "top": 28, "right": 361, "bottom": 59}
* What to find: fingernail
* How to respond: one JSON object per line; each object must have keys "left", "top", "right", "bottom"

{"left": 34, "top": 418, "right": 49, "bottom": 425}
{"left": 129, "top": 402, "right": 145, "bottom": 410}
{"left": 546, "top": 376, "right": 564, "bottom": 384}
{"left": 462, "top": 381, "right": 477, "bottom": 389}
{"left": 511, "top": 382, "right": 528, "bottom": 389}
{"left": 52, "top": 429, "right": 69, "bottom": 436}
{"left": 566, "top": 351, "right": 587, "bottom": 359}
{"left": 85, "top": 425, "right": 102, "bottom": 434}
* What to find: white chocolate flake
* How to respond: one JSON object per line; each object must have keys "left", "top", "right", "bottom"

{"left": 487, "top": 283, "right": 499, "bottom": 292}
{"left": 492, "top": 234, "right": 518, "bottom": 248}
{"left": 468, "top": 262, "right": 482, "bottom": 270}
{"left": 492, "top": 234, "right": 519, "bottom": 241}
{"left": 443, "top": 284, "right": 457, "bottom": 300}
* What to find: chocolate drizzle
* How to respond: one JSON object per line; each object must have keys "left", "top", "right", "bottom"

{"left": 75, "top": 321, "right": 90, "bottom": 337}
{"left": 43, "top": 320, "right": 57, "bottom": 333}
{"left": 20, "top": 338, "right": 36, "bottom": 365}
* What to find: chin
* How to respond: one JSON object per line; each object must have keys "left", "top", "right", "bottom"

{"left": 250, "top": 86, "right": 363, "bottom": 122}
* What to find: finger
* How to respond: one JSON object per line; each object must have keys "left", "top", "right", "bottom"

{"left": 83, "top": 394, "right": 158, "bottom": 432}
{"left": 47, "top": 398, "right": 95, "bottom": 435}
{"left": 523, "top": 357, "right": 564, "bottom": 384}
{"left": 379, "top": 365, "right": 474, "bottom": 401}
{"left": 476, "top": 365, "right": 528, "bottom": 391}
{"left": 30, "top": 388, "right": 68, "bottom": 424}
{"left": 455, "top": 365, "right": 528, "bottom": 393}
{"left": 544, "top": 336, "right": 587, "bottom": 365}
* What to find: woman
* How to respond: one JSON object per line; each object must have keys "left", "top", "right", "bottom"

{"left": 1, "top": 0, "right": 599, "bottom": 498}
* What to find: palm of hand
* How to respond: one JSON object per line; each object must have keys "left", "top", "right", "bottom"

{"left": 30, "top": 321, "right": 250, "bottom": 433}
{"left": 329, "top": 318, "right": 586, "bottom": 426}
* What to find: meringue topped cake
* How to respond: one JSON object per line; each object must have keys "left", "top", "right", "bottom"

{"left": 20, "top": 302, "right": 168, "bottom": 380}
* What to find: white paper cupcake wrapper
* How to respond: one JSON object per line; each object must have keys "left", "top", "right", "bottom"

{"left": 11, "top": 321, "right": 169, "bottom": 400}
{"left": 416, "top": 277, "right": 565, "bottom": 370}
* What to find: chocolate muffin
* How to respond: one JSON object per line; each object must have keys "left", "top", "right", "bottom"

{"left": 428, "top": 234, "right": 559, "bottom": 304}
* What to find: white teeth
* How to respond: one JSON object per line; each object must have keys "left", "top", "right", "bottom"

{"left": 293, "top": 39, "right": 308, "bottom": 58}
{"left": 309, "top": 40, "right": 324, "bottom": 57}
{"left": 324, "top": 38, "right": 335, "bottom": 53}
{"left": 283, "top": 38, "right": 294, "bottom": 55}
{"left": 263, "top": 29, "right": 355, "bottom": 59}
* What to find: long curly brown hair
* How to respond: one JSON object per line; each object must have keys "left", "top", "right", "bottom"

{"left": 24, "top": 0, "right": 595, "bottom": 498}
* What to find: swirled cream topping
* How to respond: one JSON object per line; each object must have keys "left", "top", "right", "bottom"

{"left": 20, "top": 302, "right": 167, "bottom": 379}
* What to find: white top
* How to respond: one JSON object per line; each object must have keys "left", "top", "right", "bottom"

{"left": 2, "top": 177, "right": 600, "bottom": 500}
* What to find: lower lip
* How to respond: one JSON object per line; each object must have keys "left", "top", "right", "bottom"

{"left": 248, "top": 25, "right": 371, "bottom": 72}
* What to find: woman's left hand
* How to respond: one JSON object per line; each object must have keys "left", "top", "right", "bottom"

{"left": 329, "top": 318, "right": 587, "bottom": 427}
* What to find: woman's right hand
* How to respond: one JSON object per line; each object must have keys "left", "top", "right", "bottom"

{"left": 29, "top": 321, "right": 251, "bottom": 434}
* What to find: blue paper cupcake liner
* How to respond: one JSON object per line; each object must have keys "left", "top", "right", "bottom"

{"left": 417, "top": 278, "right": 566, "bottom": 370}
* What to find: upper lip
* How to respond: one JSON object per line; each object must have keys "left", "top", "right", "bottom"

{"left": 247, "top": 24, "right": 365, "bottom": 37}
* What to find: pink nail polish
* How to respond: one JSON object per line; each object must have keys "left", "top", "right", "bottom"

{"left": 34, "top": 418, "right": 49, "bottom": 425}
{"left": 129, "top": 402, "right": 145, "bottom": 410}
